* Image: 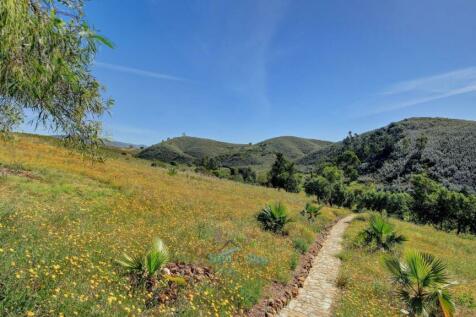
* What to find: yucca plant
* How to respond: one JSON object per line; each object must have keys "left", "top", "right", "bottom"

{"left": 300, "top": 202, "right": 323, "bottom": 222}
{"left": 384, "top": 251, "right": 456, "bottom": 317}
{"left": 116, "top": 237, "right": 169, "bottom": 279}
{"left": 144, "top": 238, "right": 169, "bottom": 277}
{"left": 257, "top": 202, "right": 293, "bottom": 234}
{"left": 115, "top": 253, "right": 144, "bottom": 274}
{"left": 362, "top": 213, "right": 406, "bottom": 251}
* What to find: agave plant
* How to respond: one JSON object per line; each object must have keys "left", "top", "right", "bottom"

{"left": 362, "top": 213, "right": 406, "bottom": 251}
{"left": 117, "top": 237, "right": 169, "bottom": 278}
{"left": 257, "top": 202, "right": 293, "bottom": 233}
{"left": 384, "top": 251, "right": 455, "bottom": 317}
{"left": 300, "top": 202, "right": 323, "bottom": 222}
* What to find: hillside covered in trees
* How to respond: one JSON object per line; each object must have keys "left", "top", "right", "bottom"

{"left": 298, "top": 117, "right": 476, "bottom": 193}
{"left": 137, "top": 135, "right": 331, "bottom": 170}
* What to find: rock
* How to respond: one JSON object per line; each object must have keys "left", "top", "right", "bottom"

{"left": 195, "top": 267, "right": 204, "bottom": 275}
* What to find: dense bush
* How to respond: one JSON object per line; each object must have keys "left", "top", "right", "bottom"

{"left": 411, "top": 174, "right": 476, "bottom": 234}
{"left": 256, "top": 202, "right": 293, "bottom": 234}
{"left": 299, "top": 118, "right": 476, "bottom": 194}
{"left": 355, "top": 188, "right": 413, "bottom": 218}
{"left": 194, "top": 157, "right": 258, "bottom": 184}
{"left": 300, "top": 202, "right": 323, "bottom": 222}
{"left": 305, "top": 161, "right": 476, "bottom": 235}
{"left": 268, "top": 153, "right": 300, "bottom": 193}
{"left": 304, "top": 165, "right": 346, "bottom": 206}
{"left": 231, "top": 167, "right": 257, "bottom": 184}
{"left": 359, "top": 213, "right": 406, "bottom": 251}
{"left": 350, "top": 175, "right": 476, "bottom": 235}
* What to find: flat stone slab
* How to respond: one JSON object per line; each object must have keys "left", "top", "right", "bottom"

{"left": 278, "top": 214, "right": 355, "bottom": 317}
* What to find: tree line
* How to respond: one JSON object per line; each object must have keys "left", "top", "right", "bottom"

{"left": 266, "top": 151, "right": 476, "bottom": 235}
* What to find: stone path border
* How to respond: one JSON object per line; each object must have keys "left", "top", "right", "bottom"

{"left": 278, "top": 214, "right": 354, "bottom": 317}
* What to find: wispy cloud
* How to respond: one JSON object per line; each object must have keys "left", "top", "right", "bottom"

{"left": 94, "top": 61, "right": 186, "bottom": 82}
{"left": 370, "top": 67, "right": 476, "bottom": 114}
{"left": 202, "top": 0, "right": 289, "bottom": 113}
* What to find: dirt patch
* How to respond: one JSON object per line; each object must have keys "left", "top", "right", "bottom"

{"left": 146, "top": 263, "right": 216, "bottom": 306}
{"left": 246, "top": 218, "right": 341, "bottom": 317}
{"left": 0, "top": 167, "right": 41, "bottom": 180}
{"left": 165, "top": 262, "right": 215, "bottom": 283}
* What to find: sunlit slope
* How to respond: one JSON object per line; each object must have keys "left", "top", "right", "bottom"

{"left": 299, "top": 117, "right": 476, "bottom": 192}
{"left": 334, "top": 215, "right": 476, "bottom": 317}
{"left": 0, "top": 134, "right": 347, "bottom": 316}
{"left": 137, "top": 135, "right": 331, "bottom": 169}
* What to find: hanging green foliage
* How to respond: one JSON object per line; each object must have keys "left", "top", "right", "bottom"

{"left": 0, "top": 0, "right": 113, "bottom": 156}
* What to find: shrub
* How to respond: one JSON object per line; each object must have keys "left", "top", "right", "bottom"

{"left": 304, "top": 176, "right": 331, "bottom": 203}
{"left": 384, "top": 251, "right": 456, "bottom": 317}
{"left": 293, "top": 238, "right": 309, "bottom": 254}
{"left": 289, "top": 253, "right": 299, "bottom": 270}
{"left": 116, "top": 237, "right": 169, "bottom": 280}
{"left": 268, "top": 153, "right": 300, "bottom": 193}
{"left": 336, "top": 272, "right": 350, "bottom": 289}
{"left": 168, "top": 167, "right": 177, "bottom": 176}
{"left": 304, "top": 165, "right": 346, "bottom": 206}
{"left": 239, "top": 279, "right": 263, "bottom": 309}
{"left": 256, "top": 202, "right": 293, "bottom": 234}
{"left": 238, "top": 167, "right": 257, "bottom": 184}
{"left": 300, "top": 202, "right": 323, "bottom": 222}
{"left": 360, "top": 213, "right": 406, "bottom": 251}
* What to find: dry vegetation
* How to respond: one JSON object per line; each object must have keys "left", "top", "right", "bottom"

{"left": 0, "top": 134, "right": 348, "bottom": 316}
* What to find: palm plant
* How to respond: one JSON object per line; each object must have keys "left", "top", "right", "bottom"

{"left": 362, "top": 213, "right": 406, "bottom": 251}
{"left": 384, "top": 251, "right": 455, "bottom": 317}
{"left": 116, "top": 237, "right": 169, "bottom": 278}
{"left": 144, "top": 238, "right": 169, "bottom": 277}
{"left": 257, "top": 202, "right": 293, "bottom": 233}
{"left": 115, "top": 253, "right": 144, "bottom": 274}
{"left": 300, "top": 202, "right": 323, "bottom": 222}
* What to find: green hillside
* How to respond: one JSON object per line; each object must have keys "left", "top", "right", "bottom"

{"left": 137, "top": 135, "right": 331, "bottom": 170}
{"left": 298, "top": 117, "right": 476, "bottom": 192}
{"left": 256, "top": 136, "right": 331, "bottom": 161}
{"left": 137, "top": 136, "right": 246, "bottom": 164}
{"left": 0, "top": 134, "right": 348, "bottom": 316}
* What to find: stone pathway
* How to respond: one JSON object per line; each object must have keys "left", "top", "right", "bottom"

{"left": 278, "top": 214, "right": 355, "bottom": 317}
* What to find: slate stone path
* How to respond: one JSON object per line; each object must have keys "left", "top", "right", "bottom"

{"left": 278, "top": 215, "right": 355, "bottom": 317}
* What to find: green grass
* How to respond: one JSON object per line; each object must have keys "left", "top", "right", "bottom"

{"left": 0, "top": 134, "right": 347, "bottom": 316}
{"left": 137, "top": 135, "right": 331, "bottom": 171}
{"left": 334, "top": 213, "right": 476, "bottom": 317}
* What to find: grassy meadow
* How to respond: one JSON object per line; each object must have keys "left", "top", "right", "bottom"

{"left": 0, "top": 134, "right": 348, "bottom": 316}
{"left": 333, "top": 214, "right": 476, "bottom": 317}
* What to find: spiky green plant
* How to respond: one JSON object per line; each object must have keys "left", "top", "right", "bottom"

{"left": 144, "top": 238, "right": 169, "bottom": 277}
{"left": 384, "top": 251, "right": 456, "bottom": 317}
{"left": 115, "top": 253, "right": 144, "bottom": 274}
{"left": 362, "top": 213, "right": 406, "bottom": 251}
{"left": 117, "top": 237, "right": 169, "bottom": 278}
{"left": 300, "top": 202, "right": 323, "bottom": 222}
{"left": 257, "top": 202, "right": 293, "bottom": 234}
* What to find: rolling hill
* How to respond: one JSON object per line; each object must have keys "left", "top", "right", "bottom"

{"left": 137, "top": 135, "right": 332, "bottom": 170}
{"left": 2, "top": 133, "right": 475, "bottom": 316}
{"left": 298, "top": 117, "right": 476, "bottom": 192}
{"left": 137, "top": 118, "right": 476, "bottom": 192}
{"left": 0, "top": 133, "right": 346, "bottom": 315}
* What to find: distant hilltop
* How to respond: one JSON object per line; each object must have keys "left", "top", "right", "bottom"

{"left": 138, "top": 117, "right": 476, "bottom": 192}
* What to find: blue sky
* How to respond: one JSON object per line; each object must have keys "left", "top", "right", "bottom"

{"left": 22, "top": 0, "right": 476, "bottom": 145}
